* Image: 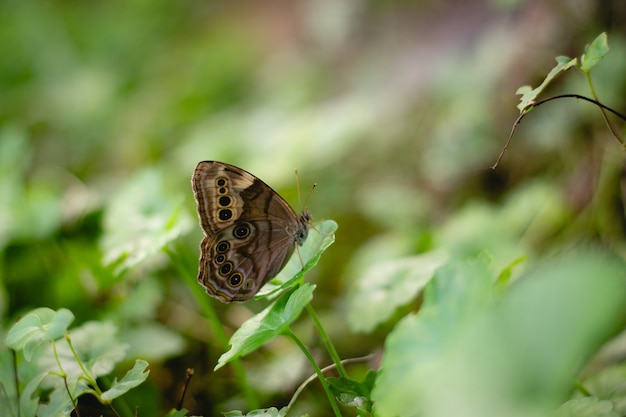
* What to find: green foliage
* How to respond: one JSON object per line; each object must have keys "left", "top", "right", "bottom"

{"left": 100, "top": 361, "right": 150, "bottom": 402}
{"left": 5, "top": 307, "right": 149, "bottom": 416}
{"left": 328, "top": 371, "right": 377, "bottom": 413}
{"left": 216, "top": 284, "right": 316, "bottom": 370}
{"left": 6, "top": 308, "right": 74, "bottom": 360}
{"left": 346, "top": 251, "right": 448, "bottom": 333}
{"left": 372, "top": 251, "right": 626, "bottom": 417}
{"left": 254, "top": 220, "right": 338, "bottom": 300}
{"left": 101, "top": 167, "right": 193, "bottom": 275}
{"left": 222, "top": 407, "right": 287, "bottom": 417}
{"left": 1, "top": 3, "right": 625, "bottom": 416}
{"left": 0, "top": 127, "right": 64, "bottom": 248}
{"left": 580, "top": 362, "right": 626, "bottom": 414}
{"left": 558, "top": 397, "right": 621, "bottom": 417}
{"left": 165, "top": 409, "right": 191, "bottom": 417}
{"left": 581, "top": 32, "right": 610, "bottom": 72}
{"left": 516, "top": 56, "right": 578, "bottom": 111}
{"left": 516, "top": 32, "right": 609, "bottom": 112}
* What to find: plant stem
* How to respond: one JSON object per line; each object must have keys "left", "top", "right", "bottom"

{"left": 285, "top": 354, "right": 375, "bottom": 415}
{"left": 52, "top": 340, "right": 67, "bottom": 378}
{"left": 197, "top": 291, "right": 259, "bottom": 408}
{"left": 53, "top": 339, "right": 81, "bottom": 417}
{"left": 65, "top": 334, "right": 99, "bottom": 392}
{"left": 285, "top": 329, "right": 343, "bottom": 417}
{"left": 574, "top": 380, "right": 592, "bottom": 396}
{"left": 584, "top": 72, "right": 624, "bottom": 147}
{"left": 306, "top": 304, "right": 347, "bottom": 378}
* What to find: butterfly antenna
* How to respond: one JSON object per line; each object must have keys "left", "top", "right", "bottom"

{"left": 295, "top": 169, "right": 302, "bottom": 208}
{"left": 304, "top": 182, "right": 317, "bottom": 210}
{"left": 295, "top": 169, "right": 318, "bottom": 210}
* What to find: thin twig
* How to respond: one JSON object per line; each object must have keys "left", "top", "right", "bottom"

{"left": 176, "top": 368, "right": 194, "bottom": 410}
{"left": 492, "top": 94, "right": 626, "bottom": 169}
{"left": 63, "top": 376, "right": 80, "bottom": 417}
{"left": 107, "top": 403, "right": 122, "bottom": 417}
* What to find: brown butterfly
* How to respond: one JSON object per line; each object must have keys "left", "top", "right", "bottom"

{"left": 191, "top": 161, "right": 311, "bottom": 302}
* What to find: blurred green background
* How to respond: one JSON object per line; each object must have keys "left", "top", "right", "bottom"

{"left": 1, "top": 0, "right": 626, "bottom": 415}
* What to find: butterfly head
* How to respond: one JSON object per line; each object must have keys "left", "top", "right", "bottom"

{"left": 295, "top": 209, "right": 312, "bottom": 246}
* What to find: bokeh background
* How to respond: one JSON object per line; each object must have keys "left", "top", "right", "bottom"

{"left": 2, "top": 0, "right": 626, "bottom": 415}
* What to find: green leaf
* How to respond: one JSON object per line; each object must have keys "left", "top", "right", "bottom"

{"left": 577, "top": 361, "right": 626, "bottom": 414}
{"left": 66, "top": 321, "right": 128, "bottom": 379}
{"left": 6, "top": 308, "right": 74, "bottom": 360}
{"left": 113, "top": 275, "right": 164, "bottom": 321}
{"left": 346, "top": 251, "right": 448, "bottom": 333}
{"left": 19, "top": 373, "right": 47, "bottom": 417}
{"left": 36, "top": 386, "right": 76, "bottom": 417}
{"left": 0, "top": 127, "right": 64, "bottom": 247}
{"left": 516, "top": 56, "right": 577, "bottom": 112}
{"left": 372, "top": 257, "right": 494, "bottom": 417}
{"left": 164, "top": 409, "right": 190, "bottom": 417}
{"left": 436, "top": 181, "right": 568, "bottom": 267}
{"left": 421, "top": 255, "right": 495, "bottom": 312}
{"left": 495, "top": 255, "right": 526, "bottom": 289}
{"left": 100, "top": 359, "right": 150, "bottom": 402}
{"left": 215, "top": 283, "right": 315, "bottom": 370}
{"left": 372, "top": 249, "right": 626, "bottom": 417}
{"left": 6, "top": 308, "right": 55, "bottom": 350}
{"left": 36, "top": 321, "right": 128, "bottom": 390}
{"left": 580, "top": 32, "right": 609, "bottom": 72}
{"left": 557, "top": 397, "right": 620, "bottom": 417}
{"left": 44, "top": 309, "right": 75, "bottom": 341}
{"left": 100, "top": 168, "right": 193, "bottom": 274}
{"left": 255, "top": 219, "right": 337, "bottom": 299}
{"left": 222, "top": 407, "right": 286, "bottom": 417}
{"left": 328, "top": 372, "right": 377, "bottom": 412}
{"left": 122, "top": 322, "right": 186, "bottom": 360}
{"left": 302, "top": 220, "right": 338, "bottom": 267}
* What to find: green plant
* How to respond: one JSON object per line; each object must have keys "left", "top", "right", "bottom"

{"left": 3, "top": 26, "right": 626, "bottom": 417}
{"left": 169, "top": 219, "right": 366, "bottom": 417}
{"left": 4, "top": 308, "right": 149, "bottom": 417}
{"left": 493, "top": 32, "right": 626, "bottom": 168}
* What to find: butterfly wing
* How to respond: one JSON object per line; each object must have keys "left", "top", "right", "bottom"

{"left": 192, "top": 161, "right": 308, "bottom": 302}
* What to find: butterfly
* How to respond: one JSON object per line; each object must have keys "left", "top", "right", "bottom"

{"left": 191, "top": 161, "right": 311, "bottom": 302}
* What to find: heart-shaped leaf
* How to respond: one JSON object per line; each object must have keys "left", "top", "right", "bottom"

{"left": 373, "top": 250, "right": 626, "bottom": 417}
{"left": 6, "top": 308, "right": 74, "bottom": 360}
{"left": 101, "top": 360, "right": 150, "bottom": 402}
{"left": 216, "top": 283, "right": 315, "bottom": 370}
